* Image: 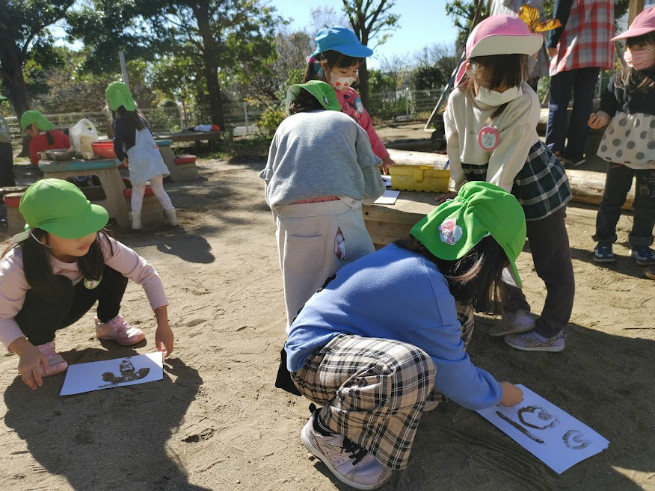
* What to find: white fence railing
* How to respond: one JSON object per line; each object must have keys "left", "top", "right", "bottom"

{"left": 5, "top": 90, "right": 447, "bottom": 146}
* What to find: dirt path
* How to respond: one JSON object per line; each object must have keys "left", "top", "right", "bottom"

{"left": 0, "top": 155, "right": 653, "bottom": 490}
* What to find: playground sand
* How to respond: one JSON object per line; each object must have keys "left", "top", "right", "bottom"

{"left": 0, "top": 149, "right": 653, "bottom": 490}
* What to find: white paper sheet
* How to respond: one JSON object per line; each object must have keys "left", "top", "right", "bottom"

{"left": 374, "top": 189, "right": 400, "bottom": 205}
{"left": 476, "top": 385, "right": 609, "bottom": 474}
{"left": 60, "top": 352, "right": 164, "bottom": 396}
{"left": 381, "top": 175, "right": 392, "bottom": 187}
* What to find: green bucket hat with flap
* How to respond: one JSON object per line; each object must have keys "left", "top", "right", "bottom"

{"left": 410, "top": 181, "right": 526, "bottom": 286}
{"left": 105, "top": 81, "right": 136, "bottom": 111}
{"left": 19, "top": 179, "right": 109, "bottom": 239}
{"left": 286, "top": 80, "right": 341, "bottom": 112}
{"left": 20, "top": 110, "right": 55, "bottom": 131}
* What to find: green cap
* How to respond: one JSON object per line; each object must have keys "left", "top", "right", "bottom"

{"left": 19, "top": 179, "right": 109, "bottom": 239}
{"left": 410, "top": 181, "right": 526, "bottom": 287}
{"left": 286, "top": 81, "right": 341, "bottom": 112}
{"left": 105, "top": 81, "right": 136, "bottom": 111}
{"left": 20, "top": 110, "right": 55, "bottom": 131}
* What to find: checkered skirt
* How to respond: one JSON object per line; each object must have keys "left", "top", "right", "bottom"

{"left": 461, "top": 140, "right": 571, "bottom": 221}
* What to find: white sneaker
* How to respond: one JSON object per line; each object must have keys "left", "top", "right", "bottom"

{"left": 488, "top": 310, "right": 536, "bottom": 337}
{"left": 301, "top": 412, "right": 392, "bottom": 490}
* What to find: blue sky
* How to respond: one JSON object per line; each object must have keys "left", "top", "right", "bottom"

{"left": 268, "top": 0, "right": 458, "bottom": 68}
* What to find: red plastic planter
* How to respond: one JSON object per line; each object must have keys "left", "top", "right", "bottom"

{"left": 3, "top": 194, "right": 22, "bottom": 207}
{"left": 175, "top": 155, "right": 196, "bottom": 165}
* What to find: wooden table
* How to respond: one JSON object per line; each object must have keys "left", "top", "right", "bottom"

{"left": 363, "top": 191, "right": 446, "bottom": 248}
{"left": 153, "top": 130, "right": 222, "bottom": 150}
{"left": 38, "top": 159, "right": 130, "bottom": 228}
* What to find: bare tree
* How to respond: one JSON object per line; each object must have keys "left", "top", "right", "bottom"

{"left": 309, "top": 7, "right": 349, "bottom": 32}
{"left": 341, "top": 0, "right": 399, "bottom": 109}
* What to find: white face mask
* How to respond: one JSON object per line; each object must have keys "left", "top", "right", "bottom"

{"left": 475, "top": 86, "right": 522, "bottom": 106}
{"left": 329, "top": 72, "right": 356, "bottom": 92}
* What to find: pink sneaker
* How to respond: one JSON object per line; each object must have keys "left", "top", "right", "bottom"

{"left": 36, "top": 341, "right": 68, "bottom": 377}
{"left": 95, "top": 315, "right": 145, "bottom": 346}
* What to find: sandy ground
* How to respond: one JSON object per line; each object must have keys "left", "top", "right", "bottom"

{"left": 0, "top": 134, "right": 654, "bottom": 490}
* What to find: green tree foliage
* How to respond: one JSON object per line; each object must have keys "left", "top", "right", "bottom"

{"left": 340, "top": 0, "right": 399, "bottom": 109}
{"left": 0, "top": 0, "right": 75, "bottom": 118}
{"left": 368, "top": 69, "right": 396, "bottom": 94}
{"left": 68, "top": 0, "right": 280, "bottom": 128}
{"left": 445, "top": 0, "right": 487, "bottom": 53}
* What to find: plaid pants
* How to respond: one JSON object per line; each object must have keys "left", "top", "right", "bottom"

{"left": 291, "top": 335, "right": 436, "bottom": 470}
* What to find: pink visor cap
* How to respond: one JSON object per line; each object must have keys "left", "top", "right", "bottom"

{"left": 455, "top": 15, "right": 544, "bottom": 85}
{"left": 612, "top": 7, "right": 655, "bottom": 41}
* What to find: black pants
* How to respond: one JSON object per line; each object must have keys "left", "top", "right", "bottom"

{"left": 504, "top": 207, "right": 575, "bottom": 338}
{"left": 594, "top": 163, "right": 655, "bottom": 248}
{"left": 15, "top": 266, "right": 128, "bottom": 346}
{"left": 0, "top": 141, "right": 15, "bottom": 187}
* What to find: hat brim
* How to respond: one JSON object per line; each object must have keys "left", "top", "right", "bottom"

{"left": 469, "top": 34, "right": 543, "bottom": 58}
{"left": 611, "top": 27, "right": 655, "bottom": 41}
{"left": 312, "top": 43, "right": 373, "bottom": 58}
{"left": 38, "top": 203, "right": 109, "bottom": 239}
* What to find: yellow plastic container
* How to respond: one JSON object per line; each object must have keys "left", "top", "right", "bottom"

{"left": 390, "top": 165, "right": 450, "bottom": 192}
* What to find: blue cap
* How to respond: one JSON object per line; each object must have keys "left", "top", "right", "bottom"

{"left": 312, "top": 26, "right": 374, "bottom": 58}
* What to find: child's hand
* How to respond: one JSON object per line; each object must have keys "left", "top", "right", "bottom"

{"left": 155, "top": 322, "right": 175, "bottom": 357}
{"left": 547, "top": 47, "right": 558, "bottom": 58}
{"left": 154, "top": 306, "right": 174, "bottom": 357}
{"left": 120, "top": 158, "right": 129, "bottom": 169}
{"left": 11, "top": 338, "right": 47, "bottom": 390}
{"left": 380, "top": 156, "right": 395, "bottom": 175}
{"left": 588, "top": 111, "right": 610, "bottom": 129}
{"left": 499, "top": 381, "right": 523, "bottom": 407}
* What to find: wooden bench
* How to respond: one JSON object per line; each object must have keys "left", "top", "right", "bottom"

{"left": 38, "top": 159, "right": 130, "bottom": 228}
{"left": 153, "top": 130, "right": 222, "bottom": 150}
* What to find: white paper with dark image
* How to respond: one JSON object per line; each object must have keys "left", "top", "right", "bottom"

{"left": 60, "top": 352, "right": 163, "bottom": 396}
{"left": 476, "top": 384, "right": 609, "bottom": 474}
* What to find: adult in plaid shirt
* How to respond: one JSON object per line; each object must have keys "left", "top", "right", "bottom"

{"left": 545, "top": 0, "right": 615, "bottom": 166}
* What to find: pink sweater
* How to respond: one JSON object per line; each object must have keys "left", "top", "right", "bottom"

{"left": 335, "top": 87, "right": 389, "bottom": 160}
{"left": 0, "top": 235, "right": 168, "bottom": 349}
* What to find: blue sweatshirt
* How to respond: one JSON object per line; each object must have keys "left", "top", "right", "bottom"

{"left": 285, "top": 243, "right": 503, "bottom": 410}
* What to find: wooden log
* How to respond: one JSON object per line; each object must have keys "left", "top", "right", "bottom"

{"left": 387, "top": 149, "right": 449, "bottom": 169}
{"left": 385, "top": 148, "right": 633, "bottom": 211}
{"left": 563, "top": 168, "right": 633, "bottom": 211}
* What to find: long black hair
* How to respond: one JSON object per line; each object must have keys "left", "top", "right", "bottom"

{"left": 2, "top": 229, "right": 112, "bottom": 300}
{"left": 112, "top": 106, "right": 148, "bottom": 131}
{"left": 395, "top": 234, "right": 509, "bottom": 312}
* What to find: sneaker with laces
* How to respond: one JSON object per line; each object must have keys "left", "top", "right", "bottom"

{"left": 95, "top": 315, "right": 145, "bottom": 346}
{"left": 35, "top": 341, "right": 68, "bottom": 377}
{"left": 301, "top": 408, "right": 392, "bottom": 490}
{"left": 488, "top": 310, "right": 536, "bottom": 337}
{"left": 504, "top": 330, "right": 565, "bottom": 352}
{"left": 631, "top": 246, "right": 655, "bottom": 265}
{"left": 594, "top": 244, "right": 615, "bottom": 263}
